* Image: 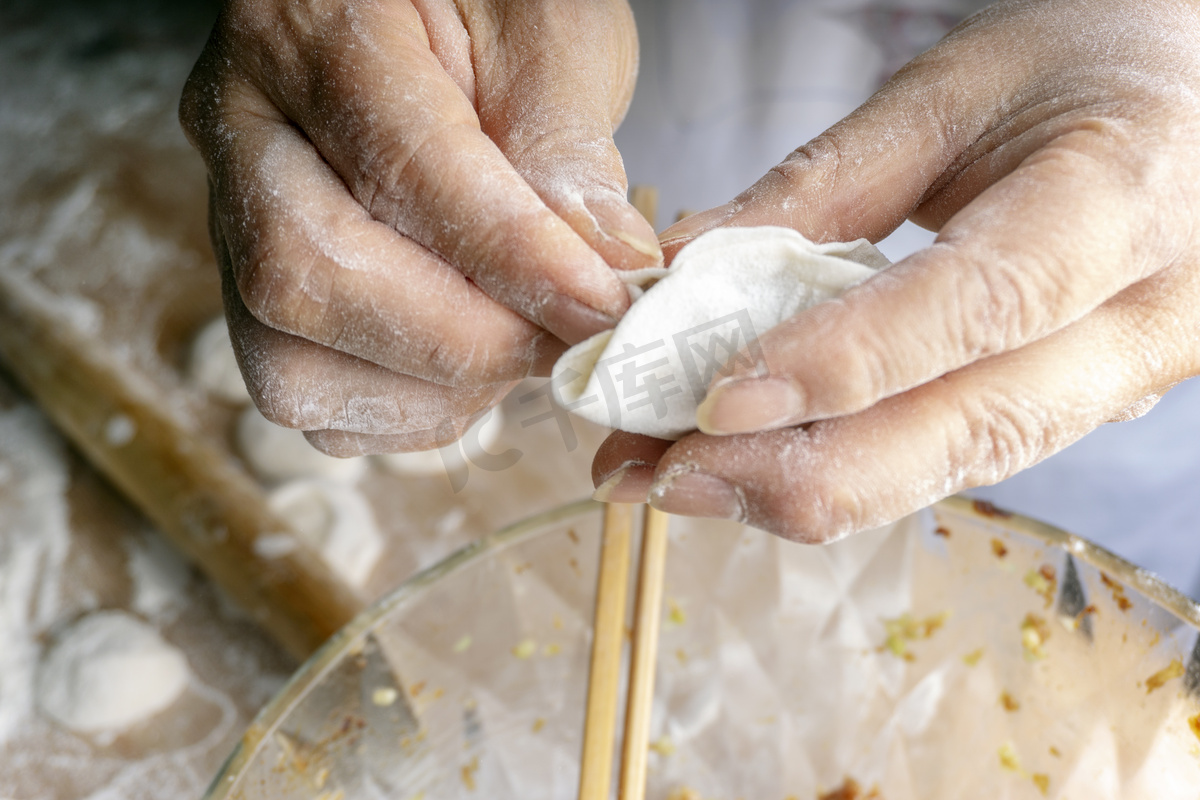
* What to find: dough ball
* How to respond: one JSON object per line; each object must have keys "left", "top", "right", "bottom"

{"left": 266, "top": 479, "right": 382, "bottom": 588}
{"left": 375, "top": 405, "right": 506, "bottom": 477}
{"left": 36, "top": 610, "right": 190, "bottom": 736}
{"left": 187, "top": 316, "right": 251, "bottom": 404}
{"left": 236, "top": 405, "right": 368, "bottom": 484}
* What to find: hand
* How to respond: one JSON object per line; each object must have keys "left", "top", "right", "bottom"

{"left": 593, "top": 0, "right": 1200, "bottom": 542}
{"left": 180, "top": 0, "right": 660, "bottom": 455}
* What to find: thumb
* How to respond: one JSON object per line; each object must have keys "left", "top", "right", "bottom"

{"left": 656, "top": 15, "right": 1034, "bottom": 253}
{"left": 474, "top": 1, "right": 662, "bottom": 270}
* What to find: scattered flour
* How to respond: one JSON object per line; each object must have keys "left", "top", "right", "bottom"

{"left": 187, "top": 316, "right": 252, "bottom": 404}
{"left": 36, "top": 610, "right": 190, "bottom": 740}
{"left": 552, "top": 226, "right": 891, "bottom": 439}
{"left": 236, "top": 405, "right": 369, "bottom": 484}
{"left": 266, "top": 478, "right": 383, "bottom": 588}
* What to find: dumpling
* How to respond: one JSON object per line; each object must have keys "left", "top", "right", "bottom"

{"left": 551, "top": 226, "right": 890, "bottom": 439}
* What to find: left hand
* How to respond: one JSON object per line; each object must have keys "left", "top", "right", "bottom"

{"left": 180, "top": 0, "right": 653, "bottom": 457}
{"left": 592, "top": 0, "right": 1200, "bottom": 542}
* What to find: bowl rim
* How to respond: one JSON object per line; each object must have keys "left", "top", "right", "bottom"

{"left": 202, "top": 494, "right": 1200, "bottom": 799}
{"left": 202, "top": 498, "right": 602, "bottom": 798}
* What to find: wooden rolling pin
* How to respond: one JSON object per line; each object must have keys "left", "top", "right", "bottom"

{"left": 0, "top": 270, "right": 363, "bottom": 660}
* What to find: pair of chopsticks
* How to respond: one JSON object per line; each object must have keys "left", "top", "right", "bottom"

{"left": 579, "top": 503, "right": 671, "bottom": 800}
{"left": 579, "top": 186, "right": 669, "bottom": 800}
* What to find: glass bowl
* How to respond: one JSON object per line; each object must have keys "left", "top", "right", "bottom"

{"left": 203, "top": 497, "right": 1200, "bottom": 800}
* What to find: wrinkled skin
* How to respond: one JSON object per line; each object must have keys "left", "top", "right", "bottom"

{"left": 180, "top": 0, "right": 659, "bottom": 456}
{"left": 184, "top": 0, "right": 1200, "bottom": 546}
{"left": 595, "top": 0, "right": 1200, "bottom": 542}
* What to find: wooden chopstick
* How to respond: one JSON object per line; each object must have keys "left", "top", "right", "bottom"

{"left": 578, "top": 502, "right": 636, "bottom": 800}
{"left": 618, "top": 504, "right": 671, "bottom": 800}
{"left": 578, "top": 185, "right": 670, "bottom": 800}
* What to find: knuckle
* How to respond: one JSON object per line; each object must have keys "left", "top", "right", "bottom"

{"left": 220, "top": 0, "right": 266, "bottom": 34}
{"left": 354, "top": 137, "right": 411, "bottom": 223}
{"left": 768, "top": 137, "right": 843, "bottom": 238}
{"left": 259, "top": 377, "right": 314, "bottom": 431}
{"left": 802, "top": 320, "right": 894, "bottom": 415}
{"left": 746, "top": 430, "right": 868, "bottom": 544}
{"left": 179, "top": 51, "right": 231, "bottom": 149}
{"left": 252, "top": 387, "right": 307, "bottom": 430}
{"left": 948, "top": 242, "right": 1072, "bottom": 359}
{"left": 179, "top": 5, "right": 264, "bottom": 148}
{"left": 353, "top": 125, "right": 456, "bottom": 227}
{"left": 235, "top": 232, "right": 329, "bottom": 336}
{"left": 220, "top": 0, "right": 299, "bottom": 51}
{"left": 233, "top": 241, "right": 289, "bottom": 324}
{"left": 505, "top": 121, "right": 619, "bottom": 178}
{"left": 243, "top": 347, "right": 319, "bottom": 429}
{"left": 412, "top": 330, "right": 470, "bottom": 387}
{"left": 836, "top": 341, "right": 893, "bottom": 413}
{"left": 756, "top": 476, "right": 865, "bottom": 546}
{"left": 423, "top": 324, "right": 522, "bottom": 387}
{"left": 774, "top": 134, "right": 841, "bottom": 188}
{"left": 177, "top": 72, "right": 208, "bottom": 145}
{"left": 955, "top": 388, "right": 1048, "bottom": 486}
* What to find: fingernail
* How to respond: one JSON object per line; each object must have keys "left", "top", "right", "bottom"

{"left": 543, "top": 294, "right": 619, "bottom": 345}
{"left": 658, "top": 203, "right": 736, "bottom": 246}
{"left": 648, "top": 471, "right": 744, "bottom": 520}
{"left": 592, "top": 461, "right": 656, "bottom": 504}
{"left": 608, "top": 228, "right": 662, "bottom": 259}
{"left": 696, "top": 377, "right": 805, "bottom": 434}
{"left": 584, "top": 192, "right": 663, "bottom": 266}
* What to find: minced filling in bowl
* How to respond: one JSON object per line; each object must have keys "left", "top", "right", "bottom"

{"left": 204, "top": 497, "right": 1200, "bottom": 800}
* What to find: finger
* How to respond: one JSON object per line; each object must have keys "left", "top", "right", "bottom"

{"left": 591, "top": 431, "right": 672, "bottom": 503}
{"left": 635, "top": 267, "right": 1200, "bottom": 543}
{"left": 696, "top": 131, "right": 1156, "bottom": 433}
{"left": 473, "top": 1, "right": 662, "bottom": 270}
{"left": 202, "top": 84, "right": 568, "bottom": 386}
{"left": 240, "top": 1, "right": 632, "bottom": 342}
{"left": 213, "top": 205, "right": 514, "bottom": 434}
{"left": 651, "top": 2, "right": 1141, "bottom": 257}
{"left": 653, "top": 27, "right": 1001, "bottom": 255}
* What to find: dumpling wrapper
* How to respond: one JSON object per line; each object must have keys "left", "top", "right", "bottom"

{"left": 551, "top": 226, "right": 891, "bottom": 440}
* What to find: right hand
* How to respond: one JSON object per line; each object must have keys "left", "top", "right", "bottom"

{"left": 180, "top": 0, "right": 660, "bottom": 456}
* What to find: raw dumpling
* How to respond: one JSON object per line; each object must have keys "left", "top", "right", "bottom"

{"left": 551, "top": 226, "right": 890, "bottom": 439}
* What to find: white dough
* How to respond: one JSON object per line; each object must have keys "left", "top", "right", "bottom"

{"left": 266, "top": 479, "right": 382, "bottom": 588}
{"left": 236, "top": 405, "right": 368, "bottom": 484}
{"left": 552, "top": 226, "right": 890, "bottom": 439}
{"left": 36, "top": 610, "right": 190, "bottom": 737}
{"left": 187, "top": 316, "right": 251, "bottom": 404}
{"left": 374, "top": 406, "right": 507, "bottom": 477}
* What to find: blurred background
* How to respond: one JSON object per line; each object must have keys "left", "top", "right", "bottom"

{"left": 1, "top": 0, "right": 1197, "bottom": 797}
